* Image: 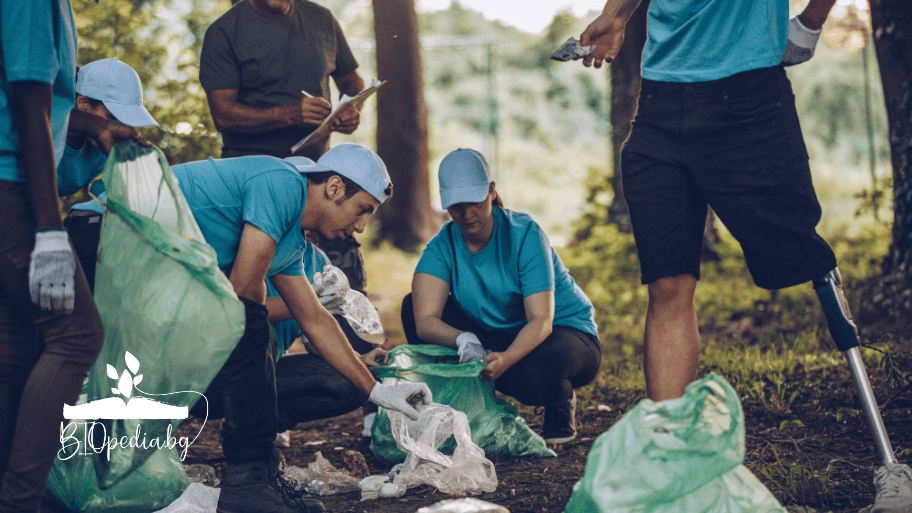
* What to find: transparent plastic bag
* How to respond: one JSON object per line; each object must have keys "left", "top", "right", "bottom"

{"left": 280, "top": 452, "right": 361, "bottom": 496}
{"left": 388, "top": 404, "right": 498, "bottom": 496}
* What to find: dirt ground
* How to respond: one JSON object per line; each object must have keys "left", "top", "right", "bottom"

{"left": 165, "top": 356, "right": 908, "bottom": 513}
{"left": 41, "top": 298, "right": 911, "bottom": 513}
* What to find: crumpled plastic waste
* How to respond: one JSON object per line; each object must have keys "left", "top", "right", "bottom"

{"left": 550, "top": 37, "right": 593, "bottom": 61}
{"left": 312, "top": 265, "right": 385, "bottom": 344}
{"left": 390, "top": 404, "right": 497, "bottom": 496}
{"left": 151, "top": 483, "right": 220, "bottom": 513}
{"left": 417, "top": 498, "right": 511, "bottom": 513}
{"left": 279, "top": 452, "right": 361, "bottom": 496}
{"left": 183, "top": 464, "right": 219, "bottom": 488}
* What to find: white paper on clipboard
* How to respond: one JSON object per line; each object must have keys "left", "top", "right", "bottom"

{"left": 290, "top": 79, "right": 386, "bottom": 154}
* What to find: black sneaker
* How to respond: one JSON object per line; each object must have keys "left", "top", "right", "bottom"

{"left": 541, "top": 391, "right": 577, "bottom": 444}
{"left": 217, "top": 461, "right": 325, "bottom": 513}
{"left": 267, "top": 446, "right": 286, "bottom": 480}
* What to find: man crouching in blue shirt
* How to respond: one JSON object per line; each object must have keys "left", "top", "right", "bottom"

{"left": 172, "top": 144, "right": 431, "bottom": 513}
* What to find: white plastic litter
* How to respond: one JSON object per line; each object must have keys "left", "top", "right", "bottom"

{"left": 417, "top": 497, "right": 511, "bottom": 513}
{"left": 312, "top": 265, "right": 385, "bottom": 344}
{"left": 280, "top": 452, "right": 361, "bottom": 496}
{"left": 389, "top": 404, "right": 497, "bottom": 496}
{"left": 183, "top": 464, "right": 219, "bottom": 488}
{"left": 151, "top": 483, "right": 220, "bottom": 513}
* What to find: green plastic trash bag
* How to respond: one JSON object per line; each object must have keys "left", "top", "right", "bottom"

{"left": 369, "top": 344, "right": 555, "bottom": 464}
{"left": 564, "top": 373, "right": 785, "bottom": 513}
{"left": 46, "top": 441, "right": 189, "bottom": 513}
{"left": 46, "top": 142, "right": 244, "bottom": 509}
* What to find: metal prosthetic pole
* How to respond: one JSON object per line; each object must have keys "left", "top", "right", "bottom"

{"left": 813, "top": 268, "right": 896, "bottom": 466}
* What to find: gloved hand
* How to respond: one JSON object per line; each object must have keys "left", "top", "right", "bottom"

{"left": 368, "top": 382, "right": 433, "bottom": 421}
{"left": 782, "top": 16, "right": 821, "bottom": 66}
{"left": 313, "top": 265, "right": 349, "bottom": 314}
{"left": 29, "top": 230, "right": 76, "bottom": 314}
{"left": 455, "top": 332, "right": 486, "bottom": 363}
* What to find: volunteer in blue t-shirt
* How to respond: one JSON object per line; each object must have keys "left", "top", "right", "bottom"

{"left": 266, "top": 239, "right": 386, "bottom": 440}
{"left": 173, "top": 144, "right": 429, "bottom": 513}
{"left": 0, "top": 2, "right": 143, "bottom": 510}
{"left": 60, "top": 58, "right": 159, "bottom": 290}
{"left": 579, "top": 0, "right": 911, "bottom": 507}
{"left": 403, "top": 148, "right": 601, "bottom": 444}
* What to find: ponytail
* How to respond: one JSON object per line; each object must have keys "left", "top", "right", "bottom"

{"left": 492, "top": 190, "right": 504, "bottom": 209}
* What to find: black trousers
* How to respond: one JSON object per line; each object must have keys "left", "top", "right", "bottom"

{"left": 401, "top": 293, "right": 601, "bottom": 407}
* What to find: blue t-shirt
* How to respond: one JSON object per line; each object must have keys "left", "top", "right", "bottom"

{"left": 59, "top": 141, "right": 106, "bottom": 214}
{"left": 172, "top": 156, "right": 308, "bottom": 277}
{"left": 0, "top": 0, "right": 77, "bottom": 180}
{"left": 267, "top": 244, "right": 329, "bottom": 357}
{"left": 415, "top": 207, "right": 597, "bottom": 337}
{"left": 641, "top": 0, "right": 788, "bottom": 83}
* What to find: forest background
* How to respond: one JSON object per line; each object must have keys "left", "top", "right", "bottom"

{"left": 65, "top": 1, "right": 911, "bottom": 510}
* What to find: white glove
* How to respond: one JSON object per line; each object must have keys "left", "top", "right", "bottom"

{"left": 313, "top": 265, "right": 349, "bottom": 296}
{"left": 368, "top": 382, "right": 432, "bottom": 421}
{"left": 455, "top": 332, "right": 486, "bottom": 363}
{"left": 313, "top": 265, "right": 349, "bottom": 314}
{"left": 28, "top": 230, "right": 76, "bottom": 314}
{"left": 782, "top": 16, "right": 821, "bottom": 67}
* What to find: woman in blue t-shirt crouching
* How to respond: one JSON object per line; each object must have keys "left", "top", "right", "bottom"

{"left": 401, "top": 148, "right": 601, "bottom": 444}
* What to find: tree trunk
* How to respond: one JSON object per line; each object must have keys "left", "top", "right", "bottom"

{"left": 372, "top": 0, "right": 440, "bottom": 251}
{"left": 869, "top": 0, "right": 912, "bottom": 317}
{"left": 607, "top": 0, "right": 649, "bottom": 232}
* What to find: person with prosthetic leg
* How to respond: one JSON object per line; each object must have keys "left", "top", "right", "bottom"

{"left": 580, "top": 0, "right": 911, "bottom": 509}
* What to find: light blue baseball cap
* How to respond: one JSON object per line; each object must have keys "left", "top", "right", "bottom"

{"left": 438, "top": 148, "right": 491, "bottom": 209}
{"left": 76, "top": 58, "right": 158, "bottom": 127}
{"left": 283, "top": 156, "right": 318, "bottom": 172}
{"left": 302, "top": 144, "right": 393, "bottom": 204}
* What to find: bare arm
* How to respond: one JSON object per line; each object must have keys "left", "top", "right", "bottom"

{"left": 411, "top": 273, "right": 464, "bottom": 347}
{"left": 579, "top": 0, "right": 644, "bottom": 68}
{"left": 11, "top": 81, "right": 61, "bottom": 229}
{"left": 797, "top": 0, "right": 837, "bottom": 30}
{"left": 67, "top": 109, "right": 150, "bottom": 154}
{"left": 481, "top": 291, "right": 554, "bottom": 380}
{"left": 229, "top": 223, "right": 276, "bottom": 303}
{"left": 329, "top": 70, "right": 365, "bottom": 135}
{"left": 271, "top": 272, "right": 378, "bottom": 394}
{"left": 206, "top": 89, "right": 331, "bottom": 134}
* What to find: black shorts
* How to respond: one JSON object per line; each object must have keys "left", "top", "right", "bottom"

{"left": 621, "top": 65, "right": 837, "bottom": 290}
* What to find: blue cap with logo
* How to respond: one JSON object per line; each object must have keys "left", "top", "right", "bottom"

{"left": 301, "top": 144, "right": 392, "bottom": 204}
{"left": 76, "top": 58, "right": 158, "bottom": 127}
{"left": 438, "top": 148, "right": 491, "bottom": 209}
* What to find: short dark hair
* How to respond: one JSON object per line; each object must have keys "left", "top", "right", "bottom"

{"left": 76, "top": 94, "right": 105, "bottom": 109}
{"left": 305, "top": 171, "right": 364, "bottom": 200}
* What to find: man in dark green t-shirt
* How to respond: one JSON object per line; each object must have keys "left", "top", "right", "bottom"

{"left": 200, "top": 0, "right": 370, "bottom": 294}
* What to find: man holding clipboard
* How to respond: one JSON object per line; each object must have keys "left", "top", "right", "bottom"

{"left": 200, "top": 0, "right": 371, "bottom": 293}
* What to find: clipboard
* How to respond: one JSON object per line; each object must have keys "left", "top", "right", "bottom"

{"left": 290, "top": 79, "right": 386, "bottom": 154}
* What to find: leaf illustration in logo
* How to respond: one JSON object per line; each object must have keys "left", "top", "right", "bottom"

{"left": 118, "top": 370, "right": 133, "bottom": 399}
{"left": 112, "top": 387, "right": 120, "bottom": 395}
{"left": 125, "top": 351, "right": 140, "bottom": 374}
{"left": 133, "top": 374, "right": 143, "bottom": 386}
{"left": 107, "top": 364, "right": 119, "bottom": 380}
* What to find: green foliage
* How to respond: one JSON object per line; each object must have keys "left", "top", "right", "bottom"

{"left": 73, "top": 0, "right": 224, "bottom": 165}
{"left": 750, "top": 444, "right": 841, "bottom": 507}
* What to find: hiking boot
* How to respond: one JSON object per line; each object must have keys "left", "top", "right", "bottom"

{"left": 541, "top": 390, "right": 577, "bottom": 444}
{"left": 217, "top": 460, "right": 325, "bottom": 513}
{"left": 863, "top": 463, "right": 912, "bottom": 513}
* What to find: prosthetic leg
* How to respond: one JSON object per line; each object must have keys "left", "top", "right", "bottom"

{"left": 813, "top": 268, "right": 895, "bottom": 465}
{"left": 814, "top": 268, "right": 911, "bottom": 512}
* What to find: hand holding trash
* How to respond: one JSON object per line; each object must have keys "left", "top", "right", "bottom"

{"left": 312, "top": 265, "right": 349, "bottom": 314}
{"left": 29, "top": 230, "right": 77, "bottom": 314}
{"left": 455, "top": 332, "right": 486, "bottom": 363}
{"left": 369, "top": 382, "right": 432, "bottom": 421}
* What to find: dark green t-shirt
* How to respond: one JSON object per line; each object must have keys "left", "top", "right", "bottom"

{"left": 200, "top": 0, "right": 358, "bottom": 158}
